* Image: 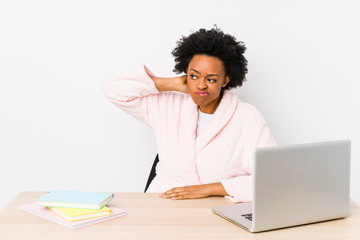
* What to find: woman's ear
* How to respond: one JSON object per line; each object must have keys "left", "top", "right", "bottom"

{"left": 222, "top": 76, "right": 230, "bottom": 87}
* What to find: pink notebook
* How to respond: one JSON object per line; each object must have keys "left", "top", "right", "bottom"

{"left": 20, "top": 202, "right": 127, "bottom": 229}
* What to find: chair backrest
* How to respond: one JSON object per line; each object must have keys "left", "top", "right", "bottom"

{"left": 144, "top": 154, "right": 159, "bottom": 192}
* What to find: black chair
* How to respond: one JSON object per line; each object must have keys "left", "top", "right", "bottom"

{"left": 144, "top": 154, "right": 159, "bottom": 192}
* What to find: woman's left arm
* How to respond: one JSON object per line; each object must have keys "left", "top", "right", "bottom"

{"left": 159, "top": 182, "right": 228, "bottom": 200}
{"left": 161, "top": 121, "right": 277, "bottom": 201}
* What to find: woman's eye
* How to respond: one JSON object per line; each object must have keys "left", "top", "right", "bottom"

{"left": 208, "top": 78, "right": 217, "bottom": 83}
{"left": 190, "top": 74, "right": 198, "bottom": 79}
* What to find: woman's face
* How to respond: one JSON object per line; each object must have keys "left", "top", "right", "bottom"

{"left": 187, "top": 54, "right": 230, "bottom": 114}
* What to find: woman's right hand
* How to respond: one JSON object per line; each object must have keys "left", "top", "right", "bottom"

{"left": 176, "top": 75, "right": 189, "bottom": 94}
{"left": 151, "top": 75, "right": 189, "bottom": 94}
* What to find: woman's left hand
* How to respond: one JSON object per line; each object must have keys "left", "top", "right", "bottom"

{"left": 159, "top": 183, "right": 227, "bottom": 200}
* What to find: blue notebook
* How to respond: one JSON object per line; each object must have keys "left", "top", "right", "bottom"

{"left": 38, "top": 190, "right": 114, "bottom": 209}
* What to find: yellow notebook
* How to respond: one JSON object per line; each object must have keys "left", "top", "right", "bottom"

{"left": 48, "top": 206, "right": 112, "bottom": 222}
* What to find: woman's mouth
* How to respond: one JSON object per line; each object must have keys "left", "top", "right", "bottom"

{"left": 196, "top": 92, "right": 209, "bottom": 97}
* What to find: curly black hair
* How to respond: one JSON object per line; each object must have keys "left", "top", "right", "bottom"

{"left": 172, "top": 26, "right": 248, "bottom": 89}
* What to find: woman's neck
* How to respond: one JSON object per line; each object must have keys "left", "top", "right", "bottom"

{"left": 199, "top": 91, "right": 223, "bottom": 114}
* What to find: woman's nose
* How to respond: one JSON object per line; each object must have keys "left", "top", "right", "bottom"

{"left": 196, "top": 78, "right": 207, "bottom": 90}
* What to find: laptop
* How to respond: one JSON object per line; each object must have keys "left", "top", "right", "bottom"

{"left": 212, "top": 139, "right": 351, "bottom": 232}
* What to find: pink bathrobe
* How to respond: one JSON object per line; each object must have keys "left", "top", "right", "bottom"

{"left": 102, "top": 65, "right": 277, "bottom": 202}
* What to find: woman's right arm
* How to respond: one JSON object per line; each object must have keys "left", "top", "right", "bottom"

{"left": 150, "top": 75, "right": 188, "bottom": 94}
{"left": 143, "top": 65, "right": 188, "bottom": 93}
{"left": 102, "top": 65, "right": 187, "bottom": 127}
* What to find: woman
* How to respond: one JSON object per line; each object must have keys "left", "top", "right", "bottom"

{"left": 102, "top": 27, "right": 276, "bottom": 202}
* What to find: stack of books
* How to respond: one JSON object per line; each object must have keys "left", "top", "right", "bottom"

{"left": 20, "top": 190, "right": 127, "bottom": 229}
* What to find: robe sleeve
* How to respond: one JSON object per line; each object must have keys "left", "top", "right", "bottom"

{"left": 101, "top": 65, "right": 160, "bottom": 128}
{"left": 220, "top": 123, "right": 277, "bottom": 203}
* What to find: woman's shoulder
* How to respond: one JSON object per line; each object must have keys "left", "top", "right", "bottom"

{"left": 237, "top": 99, "right": 258, "bottom": 112}
{"left": 230, "top": 93, "right": 266, "bottom": 121}
{"left": 224, "top": 91, "right": 257, "bottom": 112}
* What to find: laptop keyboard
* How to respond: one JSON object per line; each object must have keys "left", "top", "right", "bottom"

{"left": 241, "top": 213, "right": 253, "bottom": 221}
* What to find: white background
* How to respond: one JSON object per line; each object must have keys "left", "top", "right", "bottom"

{"left": 1, "top": 0, "right": 359, "bottom": 210}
